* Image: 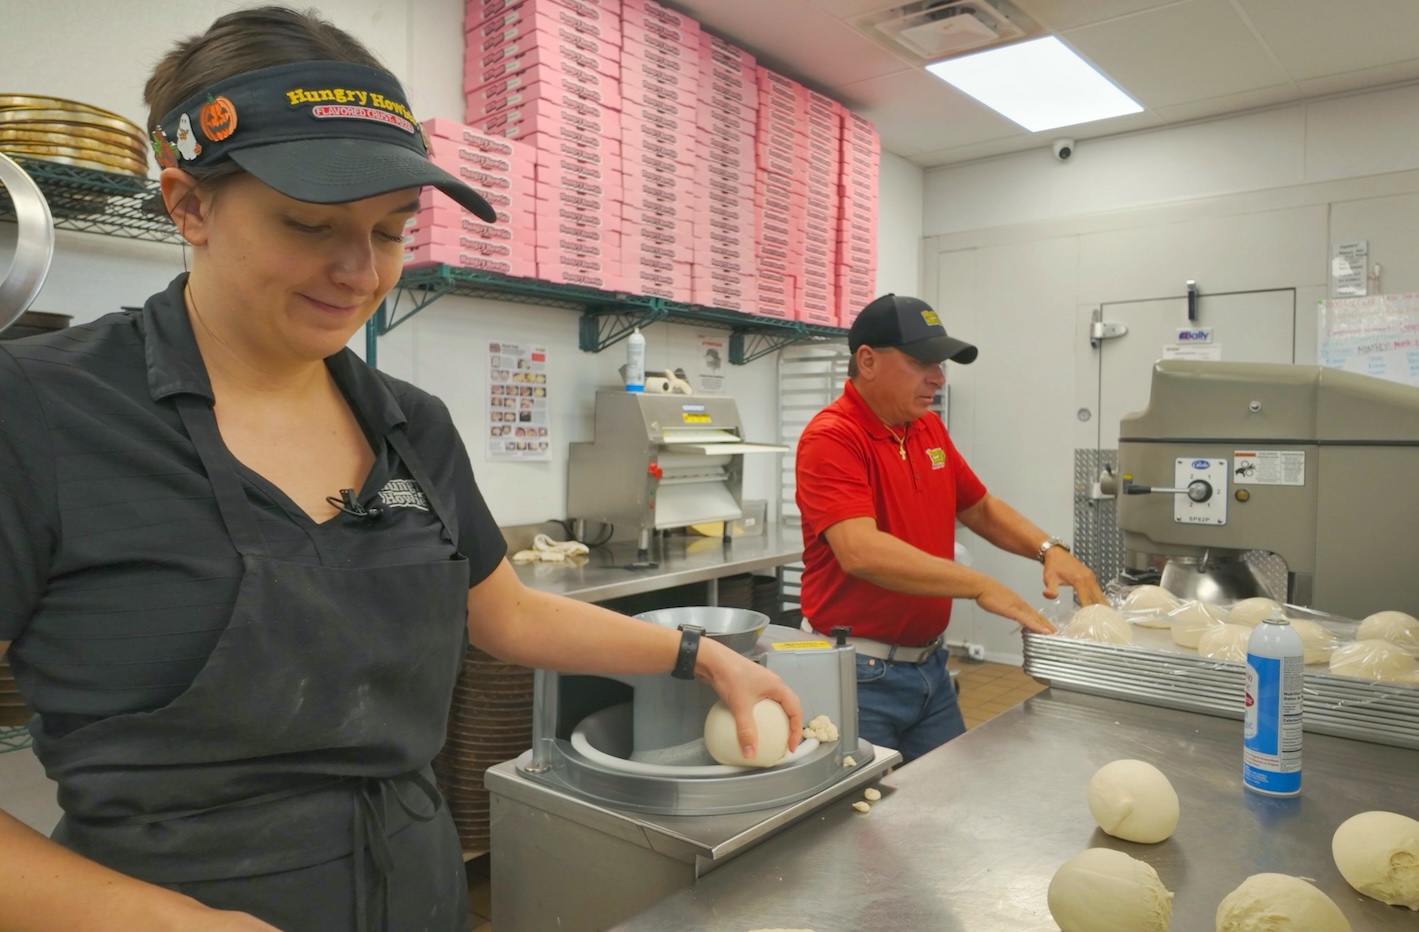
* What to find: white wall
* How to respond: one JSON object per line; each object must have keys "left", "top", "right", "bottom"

{"left": 2, "top": 1, "right": 918, "bottom": 527}
{"left": 924, "top": 81, "right": 1419, "bottom": 662}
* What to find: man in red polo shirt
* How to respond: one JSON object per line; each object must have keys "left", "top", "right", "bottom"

{"left": 796, "top": 294, "right": 1105, "bottom": 762}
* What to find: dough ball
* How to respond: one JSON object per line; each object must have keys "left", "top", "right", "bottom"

{"left": 1229, "top": 597, "right": 1284, "bottom": 628}
{"left": 1358, "top": 611, "right": 1419, "bottom": 656}
{"left": 1047, "top": 848, "right": 1173, "bottom": 932}
{"left": 1087, "top": 759, "right": 1180, "bottom": 844}
{"left": 1124, "top": 586, "right": 1182, "bottom": 627}
{"left": 1332, "top": 810, "right": 1419, "bottom": 909}
{"left": 1215, "top": 873, "right": 1352, "bottom": 931}
{"left": 1065, "top": 604, "right": 1134, "bottom": 644}
{"left": 1328, "top": 640, "right": 1419, "bottom": 684}
{"left": 1169, "top": 601, "right": 1229, "bottom": 649}
{"left": 703, "top": 699, "right": 789, "bottom": 768}
{"left": 1198, "top": 624, "right": 1254, "bottom": 663}
{"left": 1288, "top": 618, "right": 1340, "bottom": 664}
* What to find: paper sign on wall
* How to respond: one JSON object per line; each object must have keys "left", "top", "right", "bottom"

{"left": 1331, "top": 240, "right": 1368, "bottom": 298}
{"left": 488, "top": 341, "right": 550, "bottom": 461}
{"left": 698, "top": 334, "right": 726, "bottom": 394}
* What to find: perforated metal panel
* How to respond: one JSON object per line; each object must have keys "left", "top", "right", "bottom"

{"left": 1074, "top": 448, "right": 1124, "bottom": 585}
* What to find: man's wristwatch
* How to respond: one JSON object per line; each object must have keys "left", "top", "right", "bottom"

{"left": 1036, "top": 537, "right": 1070, "bottom": 564}
{"left": 671, "top": 624, "right": 705, "bottom": 679}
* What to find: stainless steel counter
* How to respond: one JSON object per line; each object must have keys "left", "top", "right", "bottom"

{"left": 612, "top": 690, "right": 1419, "bottom": 931}
{"left": 509, "top": 523, "right": 802, "bottom": 603}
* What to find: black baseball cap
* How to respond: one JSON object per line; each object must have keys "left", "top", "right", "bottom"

{"left": 153, "top": 60, "right": 496, "bottom": 222}
{"left": 848, "top": 294, "right": 978, "bottom": 364}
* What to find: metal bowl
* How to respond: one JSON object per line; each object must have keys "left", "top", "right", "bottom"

{"left": 1161, "top": 551, "right": 1276, "bottom": 604}
{"left": 0, "top": 152, "right": 55, "bottom": 335}
{"left": 635, "top": 606, "right": 769, "bottom": 654}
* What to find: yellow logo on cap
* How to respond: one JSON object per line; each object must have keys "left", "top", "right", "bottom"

{"left": 921, "top": 309, "right": 941, "bottom": 327}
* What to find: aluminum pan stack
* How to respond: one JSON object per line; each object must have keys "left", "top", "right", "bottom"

{"left": 1024, "top": 625, "right": 1419, "bottom": 750}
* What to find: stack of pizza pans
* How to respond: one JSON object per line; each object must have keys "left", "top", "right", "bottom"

{"left": 433, "top": 646, "right": 534, "bottom": 852}
{"left": 0, "top": 94, "right": 149, "bottom": 177}
{"left": 0, "top": 656, "right": 31, "bottom": 728}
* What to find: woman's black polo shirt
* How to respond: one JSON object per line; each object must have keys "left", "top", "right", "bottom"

{"left": 0, "top": 274, "right": 505, "bottom": 733}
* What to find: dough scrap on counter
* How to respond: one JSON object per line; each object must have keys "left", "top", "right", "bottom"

{"left": 1197, "top": 623, "right": 1254, "bottom": 663}
{"left": 1229, "top": 597, "right": 1284, "bottom": 627}
{"left": 864, "top": 787, "right": 881, "bottom": 801}
{"left": 1064, "top": 604, "right": 1134, "bottom": 644}
{"left": 842, "top": 755, "right": 856, "bottom": 768}
{"left": 1215, "top": 873, "right": 1351, "bottom": 931}
{"left": 1168, "top": 601, "right": 1229, "bottom": 649}
{"left": 1358, "top": 611, "right": 1419, "bottom": 656}
{"left": 1332, "top": 810, "right": 1419, "bottom": 909}
{"left": 851, "top": 801, "right": 871, "bottom": 814}
{"left": 704, "top": 699, "right": 790, "bottom": 768}
{"left": 1328, "top": 639, "right": 1419, "bottom": 683}
{"left": 1047, "top": 848, "right": 1173, "bottom": 932}
{"left": 802, "top": 714, "right": 839, "bottom": 743}
{"left": 1087, "top": 759, "right": 1180, "bottom": 844}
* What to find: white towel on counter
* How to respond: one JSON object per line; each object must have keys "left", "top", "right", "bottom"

{"left": 511, "top": 533, "right": 591, "bottom": 564}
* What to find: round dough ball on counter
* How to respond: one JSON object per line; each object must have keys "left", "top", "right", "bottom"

{"left": 1087, "top": 759, "right": 1180, "bottom": 844}
{"left": 1328, "top": 640, "right": 1419, "bottom": 684}
{"left": 704, "top": 699, "right": 789, "bottom": 768}
{"left": 1065, "top": 604, "right": 1134, "bottom": 644}
{"left": 1215, "top": 873, "right": 1352, "bottom": 931}
{"left": 1228, "top": 597, "right": 1284, "bottom": 627}
{"left": 1169, "top": 601, "right": 1230, "bottom": 649}
{"left": 1288, "top": 618, "right": 1340, "bottom": 665}
{"left": 1332, "top": 810, "right": 1419, "bottom": 909}
{"left": 1124, "top": 586, "right": 1182, "bottom": 627}
{"left": 1358, "top": 610, "right": 1419, "bottom": 656}
{"left": 1197, "top": 624, "right": 1254, "bottom": 663}
{"left": 1047, "top": 848, "right": 1173, "bottom": 932}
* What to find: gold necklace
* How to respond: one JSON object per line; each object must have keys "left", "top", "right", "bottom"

{"left": 884, "top": 423, "right": 907, "bottom": 460}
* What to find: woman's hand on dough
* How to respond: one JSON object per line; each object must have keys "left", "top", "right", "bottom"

{"left": 696, "top": 638, "right": 803, "bottom": 760}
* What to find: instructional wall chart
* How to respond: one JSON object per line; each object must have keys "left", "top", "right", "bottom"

{"left": 488, "top": 341, "right": 550, "bottom": 461}
{"left": 1318, "top": 292, "right": 1419, "bottom": 388}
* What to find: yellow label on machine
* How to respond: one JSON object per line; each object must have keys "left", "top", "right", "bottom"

{"left": 771, "top": 640, "right": 833, "bottom": 651}
{"left": 681, "top": 413, "right": 712, "bottom": 424}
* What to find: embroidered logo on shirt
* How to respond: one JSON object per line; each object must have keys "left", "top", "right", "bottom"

{"left": 926, "top": 447, "right": 947, "bottom": 470}
{"left": 378, "top": 478, "right": 429, "bottom": 512}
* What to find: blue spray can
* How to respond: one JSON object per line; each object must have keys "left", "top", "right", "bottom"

{"left": 1243, "top": 614, "right": 1304, "bottom": 796}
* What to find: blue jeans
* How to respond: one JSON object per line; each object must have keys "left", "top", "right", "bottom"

{"left": 855, "top": 650, "right": 965, "bottom": 764}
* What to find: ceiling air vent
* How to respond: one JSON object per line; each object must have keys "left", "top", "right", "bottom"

{"left": 858, "top": 0, "right": 1031, "bottom": 63}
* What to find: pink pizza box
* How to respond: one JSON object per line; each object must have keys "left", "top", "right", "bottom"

{"left": 620, "top": 34, "right": 700, "bottom": 77}
{"left": 472, "top": 78, "right": 621, "bottom": 125}
{"left": 620, "top": 210, "right": 693, "bottom": 240}
{"left": 620, "top": 74, "right": 700, "bottom": 114}
{"left": 620, "top": 161, "right": 690, "bottom": 193}
{"left": 620, "top": 2, "right": 701, "bottom": 48}
{"left": 803, "top": 133, "right": 840, "bottom": 162}
{"left": 701, "top": 198, "right": 755, "bottom": 227}
{"left": 627, "top": 264, "right": 692, "bottom": 290}
{"left": 403, "top": 243, "right": 537, "bottom": 276}
{"left": 699, "top": 121, "right": 756, "bottom": 147}
{"left": 464, "top": 44, "right": 621, "bottom": 91}
{"left": 842, "top": 108, "right": 876, "bottom": 136}
{"left": 700, "top": 155, "right": 756, "bottom": 190}
{"left": 410, "top": 203, "right": 537, "bottom": 234}
{"left": 621, "top": 131, "right": 695, "bottom": 168}
{"left": 416, "top": 186, "right": 534, "bottom": 226}
{"left": 692, "top": 272, "right": 756, "bottom": 292}
{"left": 621, "top": 45, "right": 702, "bottom": 88}
{"left": 430, "top": 160, "right": 536, "bottom": 200}
{"left": 623, "top": 224, "right": 695, "bottom": 249}
{"left": 699, "top": 33, "right": 755, "bottom": 69}
{"left": 521, "top": 129, "right": 623, "bottom": 161}
{"left": 403, "top": 218, "right": 534, "bottom": 247}
{"left": 428, "top": 147, "right": 535, "bottom": 182}
{"left": 534, "top": 217, "right": 622, "bottom": 245}
{"left": 533, "top": 154, "right": 621, "bottom": 190}
{"left": 472, "top": 12, "right": 621, "bottom": 62}
{"left": 701, "top": 91, "right": 759, "bottom": 120}
{"left": 692, "top": 286, "right": 755, "bottom": 313}
{"left": 699, "top": 85, "right": 757, "bottom": 119}
{"left": 467, "top": 68, "right": 621, "bottom": 113}
{"left": 624, "top": 118, "right": 697, "bottom": 154}
{"left": 536, "top": 247, "right": 621, "bottom": 271}
{"left": 534, "top": 198, "right": 619, "bottom": 232}
{"left": 837, "top": 241, "right": 876, "bottom": 268}
{"left": 472, "top": 27, "right": 621, "bottom": 79}
{"left": 479, "top": 98, "right": 622, "bottom": 140}
{"left": 619, "top": 22, "right": 699, "bottom": 62}
{"left": 619, "top": 191, "right": 695, "bottom": 224}
{"left": 468, "top": 0, "right": 622, "bottom": 41}
{"left": 422, "top": 118, "right": 529, "bottom": 158}
{"left": 537, "top": 263, "right": 623, "bottom": 292}
{"left": 701, "top": 173, "right": 755, "bottom": 205}
{"left": 617, "top": 98, "right": 691, "bottom": 134}
{"left": 622, "top": 142, "right": 692, "bottom": 176}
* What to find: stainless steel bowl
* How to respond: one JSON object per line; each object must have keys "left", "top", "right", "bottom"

{"left": 635, "top": 606, "right": 769, "bottom": 654}
{"left": 0, "top": 152, "right": 55, "bottom": 334}
{"left": 1161, "top": 550, "right": 1276, "bottom": 604}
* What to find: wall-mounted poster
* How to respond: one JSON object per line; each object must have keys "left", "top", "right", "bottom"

{"left": 488, "top": 341, "right": 550, "bottom": 461}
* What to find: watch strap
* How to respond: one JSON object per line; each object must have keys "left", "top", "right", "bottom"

{"left": 671, "top": 624, "right": 704, "bottom": 679}
{"left": 1036, "top": 537, "right": 1070, "bottom": 563}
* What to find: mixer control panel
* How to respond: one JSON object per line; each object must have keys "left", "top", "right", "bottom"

{"left": 1174, "top": 457, "right": 1228, "bottom": 525}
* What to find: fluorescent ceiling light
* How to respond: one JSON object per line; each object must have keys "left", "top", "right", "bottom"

{"left": 926, "top": 36, "right": 1142, "bottom": 132}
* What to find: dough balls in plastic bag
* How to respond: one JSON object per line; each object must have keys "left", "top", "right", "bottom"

{"left": 1124, "top": 586, "right": 1181, "bottom": 628}
{"left": 1064, "top": 604, "right": 1133, "bottom": 644}
{"left": 1169, "top": 601, "right": 1229, "bottom": 649}
{"left": 1198, "top": 623, "right": 1254, "bottom": 663}
{"left": 1357, "top": 611, "right": 1419, "bottom": 656}
{"left": 1228, "top": 597, "right": 1283, "bottom": 627}
{"left": 1047, "top": 848, "right": 1173, "bottom": 932}
{"left": 1328, "top": 639, "right": 1419, "bottom": 684}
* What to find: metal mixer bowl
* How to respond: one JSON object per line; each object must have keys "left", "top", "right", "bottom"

{"left": 0, "top": 153, "right": 55, "bottom": 334}
{"left": 635, "top": 606, "right": 769, "bottom": 654}
{"left": 1160, "top": 551, "right": 1276, "bottom": 604}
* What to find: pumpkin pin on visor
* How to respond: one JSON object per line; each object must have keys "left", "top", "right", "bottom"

{"left": 152, "top": 60, "right": 497, "bottom": 222}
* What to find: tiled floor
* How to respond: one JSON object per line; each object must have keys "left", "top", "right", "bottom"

{"left": 464, "top": 657, "right": 1048, "bottom": 929}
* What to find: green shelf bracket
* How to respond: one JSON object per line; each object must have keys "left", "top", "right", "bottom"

{"left": 0, "top": 156, "right": 182, "bottom": 244}
{"left": 579, "top": 303, "right": 670, "bottom": 353}
{"left": 0, "top": 726, "right": 33, "bottom": 755}
{"left": 731, "top": 326, "right": 809, "bottom": 365}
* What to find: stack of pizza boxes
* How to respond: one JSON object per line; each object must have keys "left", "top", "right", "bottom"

{"left": 798, "top": 89, "right": 845, "bottom": 326}
{"left": 617, "top": 0, "right": 699, "bottom": 303}
{"left": 836, "top": 110, "right": 880, "bottom": 327}
{"left": 403, "top": 118, "right": 536, "bottom": 277}
{"left": 690, "top": 33, "right": 757, "bottom": 314}
{"left": 464, "top": 0, "right": 624, "bottom": 291}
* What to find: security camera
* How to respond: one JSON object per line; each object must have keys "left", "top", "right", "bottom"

{"left": 1052, "top": 138, "right": 1075, "bottom": 161}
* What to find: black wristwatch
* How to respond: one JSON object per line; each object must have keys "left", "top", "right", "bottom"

{"left": 671, "top": 624, "right": 704, "bottom": 680}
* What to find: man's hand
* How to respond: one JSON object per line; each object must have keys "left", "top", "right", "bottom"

{"left": 1043, "top": 548, "right": 1106, "bottom": 606}
{"left": 975, "top": 579, "right": 1056, "bottom": 634}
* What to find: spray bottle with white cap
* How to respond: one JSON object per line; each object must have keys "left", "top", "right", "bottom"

{"left": 1243, "top": 612, "right": 1304, "bottom": 796}
{"left": 625, "top": 327, "right": 646, "bottom": 393}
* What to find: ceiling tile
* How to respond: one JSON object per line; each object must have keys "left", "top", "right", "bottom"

{"left": 807, "top": 0, "right": 909, "bottom": 18}
{"left": 908, "top": 109, "right": 1165, "bottom": 167}
{"left": 836, "top": 68, "right": 1026, "bottom": 156}
{"left": 667, "top": 0, "right": 913, "bottom": 89}
{"left": 1239, "top": 0, "right": 1419, "bottom": 81}
{"left": 1294, "top": 59, "right": 1419, "bottom": 98}
{"left": 1064, "top": 0, "right": 1292, "bottom": 108}
{"left": 1150, "top": 83, "right": 1300, "bottom": 123}
{"left": 1014, "top": 0, "right": 1186, "bottom": 32}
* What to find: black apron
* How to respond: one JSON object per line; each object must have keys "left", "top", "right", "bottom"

{"left": 33, "top": 394, "right": 473, "bottom": 932}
